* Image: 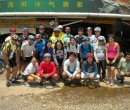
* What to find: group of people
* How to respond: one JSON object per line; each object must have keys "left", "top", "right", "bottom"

{"left": 1, "top": 25, "right": 130, "bottom": 87}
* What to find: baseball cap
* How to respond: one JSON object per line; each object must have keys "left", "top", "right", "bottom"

{"left": 54, "top": 27, "right": 59, "bottom": 32}
{"left": 35, "top": 34, "right": 41, "bottom": 39}
{"left": 86, "top": 53, "right": 94, "bottom": 58}
{"left": 98, "top": 36, "right": 104, "bottom": 41}
{"left": 94, "top": 27, "right": 101, "bottom": 32}
{"left": 83, "top": 37, "right": 89, "bottom": 41}
{"left": 58, "top": 25, "right": 63, "bottom": 29}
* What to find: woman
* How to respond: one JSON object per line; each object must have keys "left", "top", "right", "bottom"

{"left": 40, "top": 40, "right": 53, "bottom": 60}
{"left": 106, "top": 34, "right": 120, "bottom": 86}
{"left": 53, "top": 40, "right": 67, "bottom": 77}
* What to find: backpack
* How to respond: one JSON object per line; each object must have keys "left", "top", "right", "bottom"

{"left": 81, "top": 43, "right": 91, "bottom": 53}
{"left": 68, "top": 43, "right": 78, "bottom": 50}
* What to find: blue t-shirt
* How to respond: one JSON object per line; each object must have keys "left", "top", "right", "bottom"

{"left": 80, "top": 43, "right": 94, "bottom": 58}
{"left": 34, "top": 40, "right": 45, "bottom": 52}
{"left": 82, "top": 61, "right": 98, "bottom": 77}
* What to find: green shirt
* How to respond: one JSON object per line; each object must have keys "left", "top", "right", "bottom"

{"left": 118, "top": 58, "right": 130, "bottom": 73}
{"left": 62, "top": 34, "right": 73, "bottom": 48}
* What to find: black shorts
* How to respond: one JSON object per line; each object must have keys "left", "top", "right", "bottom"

{"left": 8, "top": 57, "right": 17, "bottom": 68}
{"left": 57, "top": 58, "right": 63, "bottom": 66}
{"left": 22, "top": 75, "right": 29, "bottom": 81}
{"left": 22, "top": 56, "right": 32, "bottom": 64}
{"left": 107, "top": 58, "right": 118, "bottom": 67}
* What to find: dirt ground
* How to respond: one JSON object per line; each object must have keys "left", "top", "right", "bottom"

{"left": 0, "top": 72, "right": 130, "bottom": 110}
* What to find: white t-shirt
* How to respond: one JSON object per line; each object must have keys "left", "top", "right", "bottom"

{"left": 93, "top": 35, "right": 106, "bottom": 47}
{"left": 22, "top": 62, "right": 39, "bottom": 75}
{"left": 88, "top": 35, "right": 96, "bottom": 44}
{"left": 67, "top": 43, "right": 80, "bottom": 53}
{"left": 21, "top": 41, "right": 35, "bottom": 57}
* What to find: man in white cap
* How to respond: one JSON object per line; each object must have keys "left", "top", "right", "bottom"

{"left": 93, "top": 27, "right": 106, "bottom": 47}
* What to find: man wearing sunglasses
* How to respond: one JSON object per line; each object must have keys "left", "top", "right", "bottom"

{"left": 3, "top": 34, "right": 20, "bottom": 87}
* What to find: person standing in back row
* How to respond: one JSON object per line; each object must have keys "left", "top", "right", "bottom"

{"left": 38, "top": 25, "right": 49, "bottom": 42}
{"left": 62, "top": 26, "right": 73, "bottom": 48}
{"left": 87, "top": 27, "right": 96, "bottom": 45}
{"left": 80, "top": 37, "right": 94, "bottom": 62}
{"left": 93, "top": 27, "right": 106, "bottom": 47}
{"left": 75, "top": 27, "right": 86, "bottom": 45}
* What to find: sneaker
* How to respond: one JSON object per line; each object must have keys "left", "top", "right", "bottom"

{"left": 24, "top": 82, "right": 30, "bottom": 87}
{"left": 106, "top": 81, "right": 111, "bottom": 85}
{"left": 64, "top": 81, "right": 70, "bottom": 86}
{"left": 110, "top": 81, "right": 114, "bottom": 86}
{"left": 50, "top": 79, "right": 56, "bottom": 86}
{"left": 11, "top": 80, "right": 20, "bottom": 84}
{"left": 120, "top": 79, "right": 124, "bottom": 84}
{"left": 6, "top": 81, "right": 11, "bottom": 87}
{"left": 39, "top": 81, "right": 44, "bottom": 86}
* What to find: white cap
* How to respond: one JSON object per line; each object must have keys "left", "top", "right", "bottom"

{"left": 94, "top": 27, "right": 101, "bottom": 32}
{"left": 58, "top": 25, "right": 63, "bottom": 29}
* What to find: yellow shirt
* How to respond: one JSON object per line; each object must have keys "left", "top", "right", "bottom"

{"left": 3, "top": 40, "right": 20, "bottom": 53}
{"left": 49, "top": 36, "right": 63, "bottom": 47}
{"left": 52, "top": 32, "right": 64, "bottom": 39}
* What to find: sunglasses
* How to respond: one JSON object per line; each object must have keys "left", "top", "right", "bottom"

{"left": 57, "top": 45, "right": 61, "bottom": 46}
{"left": 39, "top": 29, "right": 44, "bottom": 30}
{"left": 45, "top": 57, "right": 51, "bottom": 58}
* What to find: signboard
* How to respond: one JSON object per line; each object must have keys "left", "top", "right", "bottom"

{"left": 0, "top": 0, "right": 130, "bottom": 14}
{"left": 0, "top": 20, "right": 49, "bottom": 28}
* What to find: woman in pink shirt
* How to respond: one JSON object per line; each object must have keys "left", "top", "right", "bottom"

{"left": 106, "top": 34, "right": 120, "bottom": 86}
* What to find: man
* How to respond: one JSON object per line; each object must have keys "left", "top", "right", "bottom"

{"left": 62, "top": 26, "right": 73, "bottom": 48}
{"left": 81, "top": 53, "right": 100, "bottom": 85}
{"left": 50, "top": 27, "right": 63, "bottom": 47}
{"left": 116, "top": 53, "right": 130, "bottom": 84}
{"left": 5, "top": 27, "right": 16, "bottom": 42}
{"left": 38, "top": 25, "right": 49, "bottom": 41}
{"left": 67, "top": 37, "right": 80, "bottom": 59}
{"left": 62, "top": 52, "right": 81, "bottom": 86}
{"left": 80, "top": 37, "right": 94, "bottom": 62}
{"left": 52, "top": 25, "right": 64, "bottom": 38}
{"left": 75, "top": 27, "right": 86, "bottom": 45}
{"left": 34, "top": 34, "right": 45, "bottom": 63}
{"left": 19, "top": 27, "right": 29, "bottom": 47}
{"left": 87, "top": 27, "right": 96, "bottom": 45}
{"left": 16, "top": 27, "right": 29, "bottom": 78}
{"left": 3, "top": 34, "right": 20, "bottom": 87}
{"left": 22, "top": 57, "right": 41, "bottom": 87}
{"left": 38, "top": 53, "right": 59, "bottom": 86}
{"left": 21, "top": 35, "right": 36, "bottom": 72}
{"left": 93, "top": 27, "right": 106, "bottom": 47}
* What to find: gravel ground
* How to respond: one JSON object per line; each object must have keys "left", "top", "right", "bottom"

{"left": 1, "top": 72, "right": 130, "bottom": 110}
